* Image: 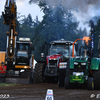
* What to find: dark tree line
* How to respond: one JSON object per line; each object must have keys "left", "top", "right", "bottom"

{"left": 0, "top": 14, "right": 39, "bottom": 51}
{"left": 2, "top": 1, "right": 99, "bottom": 61}
{"left": 0, "top": 15, "right": 8, "bottom": 51}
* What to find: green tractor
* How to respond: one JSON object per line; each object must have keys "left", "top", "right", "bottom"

{"left": 65, "top": 47, "right": 94, "bottom": 90}
{"left": 65, "top": 21, "right": 100, "bottom": 90}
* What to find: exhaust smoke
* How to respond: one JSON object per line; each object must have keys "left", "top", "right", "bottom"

{"left": 30, "top": 0, "right": 100, "bottom": 34}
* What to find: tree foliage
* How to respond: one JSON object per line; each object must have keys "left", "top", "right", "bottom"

{"left": 0, "top": 1, "right": 89, "bottom": 61}
{"left": 0, "top": 14, "right": 40, "bottom": 51}
{"left": 0, "top": 15, "right": 8, "bottom": 51}
{"left": 30, "top": 1, "right": 87, "bottom": 60}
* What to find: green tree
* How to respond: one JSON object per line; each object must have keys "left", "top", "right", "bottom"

{"left": 29, "top": 1, "right": 87, "bottom": 60}
{"left": 0, "top": 15, "right": 8, "bottom": 51}
{"left": 0, "top": 13, "right": 40, "bottom": 52}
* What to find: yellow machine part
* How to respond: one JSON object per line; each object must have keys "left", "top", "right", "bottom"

{"left": 15, "top": 55, "right": 34, "bottom": 69}
{"left": 15, "top": 65, "right": 30, "bottom": 69}
{"left": 0, "top": 52, "right": 6, "bottom": 66}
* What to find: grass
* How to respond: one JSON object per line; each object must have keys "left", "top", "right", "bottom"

{"left": 0, "top": 83, "right": 18, "bottom": 86}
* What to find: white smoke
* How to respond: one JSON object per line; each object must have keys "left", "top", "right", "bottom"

{"left": 30, "top": 0, "right": 100, "bottom": 34}
{"left": 30, "top": 0, "right": 100, "bottom": 11}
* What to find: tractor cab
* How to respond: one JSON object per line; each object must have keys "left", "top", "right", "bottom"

{"left": 15, "top": 38, "right": 34, "bottom": 70}
{"left": 48, "top": 39, "right": 76, "bottom": 61}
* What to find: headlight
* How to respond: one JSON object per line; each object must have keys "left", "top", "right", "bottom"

{"left": 13, "top": 62, "right": 15, "bottom": 65}
{"left": 81, "top": 63, "right": 86, "bottom": 65}
{"left": 80, "top": 72, "right": 84, "bottom": 75}
{"left": 74, "top": 62, "right": 78, "bottom": 65}
{"left": 73, "top": 72, "right": 84, "bottom": 76}
{"left": 73, "top": 72, "right": 76, "bottom": 75}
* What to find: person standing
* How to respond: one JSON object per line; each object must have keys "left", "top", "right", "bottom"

{"left": 0, "top": 62, "right": 7, "bottom": 83}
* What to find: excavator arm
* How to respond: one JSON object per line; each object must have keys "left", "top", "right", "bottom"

{"left": 2, "top": 0, "right": 18, "bottom": 69}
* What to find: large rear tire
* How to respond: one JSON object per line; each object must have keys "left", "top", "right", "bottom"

{"left": 34, "top": 63, "right": 45, "bottom": 83}
{"left": 93, "top": 66, "right": 100, "bottom": 89}
{"left": 59, "top": 68, "right": 66, "bottom": 87}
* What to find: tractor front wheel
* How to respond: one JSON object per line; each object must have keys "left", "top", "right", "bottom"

{"left": 64, "top": 77, "right": 70, "bottom": 89}
{"left": 34, "top": 62, "right": 45, "bottom": 83}
{"left": 87, "top": 78, "right": 94, "bottom": 90}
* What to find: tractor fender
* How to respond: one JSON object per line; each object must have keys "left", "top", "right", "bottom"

{"left": 70, "top": 57, "right": 75, "bottom": 69}
{"left": 91, "top": 58, "right": 100, "bottom": 70}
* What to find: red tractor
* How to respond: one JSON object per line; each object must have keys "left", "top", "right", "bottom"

{"left": 33, "top": 39, "right": 77, "bottom": 86}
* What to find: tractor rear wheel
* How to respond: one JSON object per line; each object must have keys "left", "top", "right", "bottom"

{"left": 59, "top": 68, "right": 66, "bottom": 87}
{"left": 87, "top": 78, "right": 94, "bottom": 90}
{"left": 93, "top": 66, "right": 100, "bottom": 89}
{"left": 64, "top": 77, "right": 70, "bottom": 89}
{"left": 34, "top": 62, "right": 45, "bottom": 83}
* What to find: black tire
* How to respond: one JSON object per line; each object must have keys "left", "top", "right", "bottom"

{"left": 34, "top": 63, "right": 45, "bottom": 83}
{"left": 59, "top": 68, "right": 66, "bottom": 87}
{"left": 93, "top": 66, "right": 100, "bottom": 89}
{"left": 58, "top": 61, "right": 73, "bottom": 87}
{"left": 66, "top": 67, "right": 73, "bottom": 77}
{"left": 87, "top": 78, "right": 94, "bottom": 90}
{"left": 64, "top": 77, "right": 70, "bottom": 89}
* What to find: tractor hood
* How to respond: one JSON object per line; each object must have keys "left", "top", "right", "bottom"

{"left": 48, "top": 54, "right": 62, "bottom": 60}
{"left": 74, "top": 57, "right": 88, "bottom": 63}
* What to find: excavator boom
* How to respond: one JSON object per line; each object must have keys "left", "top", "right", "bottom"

{"left": 2, "top": 0, "right": 18, "bottom": 69}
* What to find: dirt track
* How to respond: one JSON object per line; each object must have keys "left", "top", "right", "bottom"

{"left": 0, "top": 83, "right": 100, "bottom": 100}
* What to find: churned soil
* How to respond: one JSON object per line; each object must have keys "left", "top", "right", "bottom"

{"left": 0, "top": 83, "right": 100, "bottom": 100}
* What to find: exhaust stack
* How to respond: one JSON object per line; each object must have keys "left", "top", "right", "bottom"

{"left": 90, "top": 21, "right": 95, "bottom": 58}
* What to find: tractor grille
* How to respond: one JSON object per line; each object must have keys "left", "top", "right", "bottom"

{"left": 48, "top": 67, "right": 56, "bottom": 74}
{"left": 44, "top": 67, "right": 58, "bottom": 76}
{"left": 49, "top": 60, "right": 57, "bottom": 66}
{"left": 74, "top": 63, "right": 86, "bottom": 72}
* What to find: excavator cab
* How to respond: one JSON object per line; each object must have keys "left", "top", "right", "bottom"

{"left": 16, "top": 43, "right": 29, "bottom": 66}
{"left": 15, "top": 38, "right": 34, "bottom": 69}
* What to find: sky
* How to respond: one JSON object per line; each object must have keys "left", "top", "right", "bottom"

{"left": 0, "top": 0, "right": 44, "bottom": 21}
{"left": 0, "top": 0, "right": 100, "bottom": 35}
